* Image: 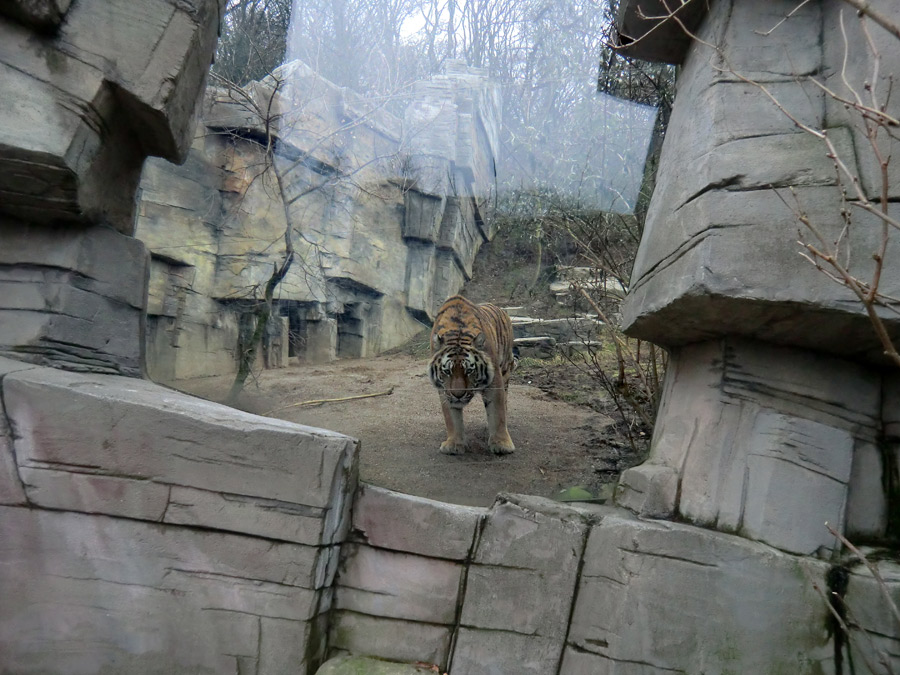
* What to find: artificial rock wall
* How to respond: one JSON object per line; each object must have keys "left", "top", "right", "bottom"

{"left": 136, "top": 61, "right": 500, "bottom": 383}
{"left": 0, "top": 0, "right": 220, "bottom": 375}
{"left": 0, "top": 356, "right": 358, "bottom": 673}
{"left": 616, "top": 0, "right": 900, "bottom": 559}
{"left": 0, "top": 3, "right": 352, "bottom": 673}
{"left": 4, "top": 1, "right": 900, "bottom": 674}
{"left": 322, "top": 484, "right": 899, "bottom": 674}
{"left": 0, "top": 1, "right": 357, "bottom": 673}
{"left": 621, "top": 0, "right": 900, "bottom": 360}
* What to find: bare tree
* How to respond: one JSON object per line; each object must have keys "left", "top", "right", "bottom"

{"left": 284, "top": 0, "right": 661, "bottom": 212}
{"left": 286, "top": 0, "right": 418, "bottom": 95}
{"left": 209, "top": 0, "right": 676, "bottom": 412}
{"left": 204, "top": 69, "right": 298, "bottom": 401}
{"left": 213, "top": 0, "right": 293, "bottom": 84}
{"left": 788, "top": 8, "right": 900, "bottom": 367}
{"left": 207, "top": 58, "right": 436, "bottom": 400}
{"left": 496, "top": 0, "right": 674, "bottom": 441}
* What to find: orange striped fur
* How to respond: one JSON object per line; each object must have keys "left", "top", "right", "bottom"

{"left": 428, "top": 295, "right": 516, "bottom": 455}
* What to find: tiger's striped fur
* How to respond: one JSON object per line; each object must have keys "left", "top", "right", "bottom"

{"left": 428, "top": 295, "right": 516, "bottom": 455}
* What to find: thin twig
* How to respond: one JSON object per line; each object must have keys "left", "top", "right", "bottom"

{"left": 263, "top": 387, "right": 395, "bottom": 415}
{"left": 827, "top": 522, "right": 900, "bottom": 630}
{"left": 803, "top": 565, "right": 886, "bottom": 675}
{"left": 575, "top": 285, "right": 657, "bottom": 429}
{"left": 756, "top": 0, "right": 813, "bottom": 37}
{"left": 840, "top": 0, "right": 900, "bottom": 41}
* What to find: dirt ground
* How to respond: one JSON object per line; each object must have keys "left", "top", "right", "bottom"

{"left": 176, "top": 227, "right": 652, "bottom": 506}
{"left": 175, "top": 350, "right": 641, "bottom": 507}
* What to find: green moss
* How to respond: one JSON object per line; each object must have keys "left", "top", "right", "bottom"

{"left": 714, "top": 633, "right": 740, "bottom": 670}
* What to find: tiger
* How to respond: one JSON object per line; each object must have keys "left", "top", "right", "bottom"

{"left": 428, "top": 295, "right": 516, "bottom": 455}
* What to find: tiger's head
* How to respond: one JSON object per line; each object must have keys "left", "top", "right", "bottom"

{"left": 428, "top": 332, "right": 496, "bottom": 409}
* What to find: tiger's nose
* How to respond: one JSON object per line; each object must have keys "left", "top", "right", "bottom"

{"left": 448, "top": 386, "right": 472, "bottom": 401}
{"left": 448, "top": 376, "right": 469, "bottom": 399}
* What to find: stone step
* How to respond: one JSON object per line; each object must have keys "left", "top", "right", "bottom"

{"left": 511, "top": 316, "right": 604, "bottom": 342}
{"left": 550, "top": 278, "right": 627, "bottom": 302}
{"left": 514, "top": 336, "right": 556, "bottom": 359}
{"left": 559, "top": 340, "right": 604, "bottom": 357}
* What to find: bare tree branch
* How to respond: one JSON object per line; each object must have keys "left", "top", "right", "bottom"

{"left": 840, "top": 0, "right": 900, "bottom": 41}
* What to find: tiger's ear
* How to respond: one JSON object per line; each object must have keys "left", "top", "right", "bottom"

{"left": 432, "top": 333, "right": 443, "bottom": 349}
{"left": 473, "top": 333, "right": 486, "bottom": 349}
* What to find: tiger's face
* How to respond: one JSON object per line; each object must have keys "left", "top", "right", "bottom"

{"left": 429, "top": 333, "right": 495, "bottom": 409}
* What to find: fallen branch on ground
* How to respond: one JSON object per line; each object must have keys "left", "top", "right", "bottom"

{"left": 263, "top": 388, "right": 395, "bottom": 415}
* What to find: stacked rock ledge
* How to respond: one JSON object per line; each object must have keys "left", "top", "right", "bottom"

{"left": 316, "top": 488, "right": 900, "bottom": 674}
{"left": 0, "top": 356, "right": 358, "bottom": 673}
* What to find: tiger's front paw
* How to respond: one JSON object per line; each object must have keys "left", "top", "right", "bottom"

{"left": 440, "top": 440, "right": 467, "bottom": 455}
{"left": 488, "top": 439, "right": 515, "bottom": 456}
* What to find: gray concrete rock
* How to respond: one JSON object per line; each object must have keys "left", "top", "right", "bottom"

{"left": 706, "top": 0, "right": 822, "bottom": 81}
{"left": 845, "top": 560, "right": 900, "bottom": 665}
{"left": 514, "top": 336, "right": 557, "bottom": 359}
{"left": 615, "top": 0, "right": 707, "bottom": 63}
{"left": 619, "top": 0, "right": 900, "bottom": 359}
{"left": 512, "top": 316, "right": 603, "bottom": 343}
{"left": 450, "top": 629, "right": 565, "bottom": 675}
{"left": 698, "top": 125, "right": 854, "bottom": 193}
{"left": 461, "top": 565, "right": 573, "bottom": 637}
{"left": 163, "top": 486, "right": 332, "bottom": 546}
{"left": 0, "top": 506, "right": 328, "bottom": 674}
{"left": 0, "top": 407, "right": 26, "bottom": 506}
{"left": 19, "top": 467, "right": 169, "bottom": 520}
{"left": 260, "top": 616, "right": 324, "bottom": 675}
{"left": 136, "top": 61, "right": 498, "bottom": 377}
{"left": 823, "top": 0, "right": 900, "bottom": 202}
{"left": 846, "top": 441, "right": 889, "bottom": 538}
{"left": 551, "top": 277, "right": 626, "bottom": 303}
{"left": 453, "top": 496, "right": 590, "bottom": 671}
{"left": 0, "top": 222, "right": 149, "bottom": 376}
{"left": 4, "top": 365, "right": 358, "bottom": 544}
{"left": 335, "top": 544, "right": 463, "bottom": 624}
{"left": 885, "top": 373, "right": 900, "bottom": 440}
{"left": 403, "top": 191, "right": 446, "bottom": 242}
{"left": 613, "top": 463, "right": 678, "bottom": 519}
{"left": 0, "top": 0, "right": 221, "bottom": 230}
{"left": 623, "top": 186, "right": 900, "bottom": 359}
{"left": 471, "top": 496, "right": 590, "bottom": 571}
{"left": 617, "top": 338, "right": 880, "bottom": 554}
{"left": 0, "top": 223, "right": 150, "bottom": 311}
{"left": 0, "top": 356, "right": 38, "bottom": 377}
{"left": 329, "top": 612, "right": 452, "bottom": 668}
{"left": 741, "top": 412, "right": 853, "bottom": 554}
{"left": 430, "top": 251, "right": 469, "bottom": 317}
{"left": 316, "top": 656, "right": 439, "bottom": 675}
{"left": 566, "top": 513, "right": 833, "bottom": 674}
{"left": 352, "top": 483, "right": 483, "bottom": 560}
{"left": 405, "top": 241, "right": 438, "bottom": 319}
{"left": 0, "top": 358, "right": 31, "bottom": 505}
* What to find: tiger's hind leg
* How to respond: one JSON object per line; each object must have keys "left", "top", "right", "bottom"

{"left": 439, "top": 395, "right": 467, "bottom": 454}
{"left": 483, "top": 380, "right": 514, "bottom": 455}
